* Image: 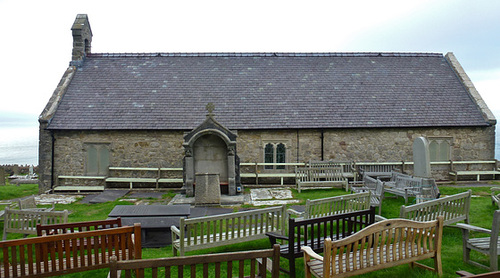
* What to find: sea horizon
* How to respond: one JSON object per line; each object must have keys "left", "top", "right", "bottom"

{"left": 1, "top": 122, "right": 499, "bottom": 166}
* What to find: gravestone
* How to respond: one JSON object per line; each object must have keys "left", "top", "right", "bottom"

{"left": 413, "top": 137, "right": 431, "bottom": 178}
{"left": 0, "top": 167, "right": 5, "bottom": 186}
{"left": 195, "top": 173, "right": 221, "bottom": 205}
{"left": 29, "top": 165, "right": 34, "bottom": 177}
{"left": 13, "top": 165, "right": 19, "bottom": 176}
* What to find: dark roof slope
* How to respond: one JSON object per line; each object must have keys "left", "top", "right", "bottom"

{"left": 47, "top": 52, "right": 489, "bottom": 130}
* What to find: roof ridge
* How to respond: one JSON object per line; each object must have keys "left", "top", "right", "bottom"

{"left": 87, "top": 52, "right": 443, "bottom": 58}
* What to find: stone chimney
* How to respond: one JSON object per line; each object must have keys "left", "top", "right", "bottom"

{"left": 71, "top": 14, "right": 92, "bottom": 61}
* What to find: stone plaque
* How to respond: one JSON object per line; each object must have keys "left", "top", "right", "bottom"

{"left": 0, "top": 167, "right": 5, "bottom": 186}
{"left": 413, "top": 137, "right": 431, "bottom": 178}
{"left": 195, "top": 173, "right": 221, "bottom": 205}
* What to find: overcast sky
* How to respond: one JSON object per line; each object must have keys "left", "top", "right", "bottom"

{"left": 0, "top": 0, "right": 499, "bottom": 124}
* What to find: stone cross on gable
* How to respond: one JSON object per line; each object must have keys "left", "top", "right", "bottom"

{"left": 206, "top": 102, "right": 215, "bottom": 118}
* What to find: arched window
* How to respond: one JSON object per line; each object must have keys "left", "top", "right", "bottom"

{"left": 276, "top": 143, "right": 286, "bottom": 169}
{"left": 428, "top": 137, "right": 452, "bottom": 162}
{"left": 263, "top": 142, "right": 288, "bottom": 169}
{"left": 264, "top": 143, "right": 274, "bottom": 169}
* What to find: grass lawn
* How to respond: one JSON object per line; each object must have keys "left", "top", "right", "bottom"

{"left": 1, "top": 181, "right": 500, "bottom": 277}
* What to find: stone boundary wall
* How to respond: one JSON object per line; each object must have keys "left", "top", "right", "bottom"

{"left": 38, "top": 125, "right": 495, "bottom": 192}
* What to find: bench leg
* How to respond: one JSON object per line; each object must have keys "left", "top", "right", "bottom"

{"left": 289, "top": 257, "right": 296, "bottom": 278}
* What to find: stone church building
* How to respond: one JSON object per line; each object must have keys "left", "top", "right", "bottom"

{"left": 38, "top": 14, "right": 496, "bottom": 193}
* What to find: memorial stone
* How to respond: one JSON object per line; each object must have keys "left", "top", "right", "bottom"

{"left": 29, "top": 165, "right": 34, "bottom": 177}
{"left": 0, "top": 167, "right": 5, "bottom": 186}
{"left": 13, "top": 165, "right": 19, "bottom": 176}
{"left": 195, "top": 173, "right": 221, "bottom": 205}
{"left": 413, "top": 137, "right": 431, "bottom": 178}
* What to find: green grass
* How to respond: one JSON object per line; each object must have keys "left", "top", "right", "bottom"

{"left": 1, "top": 183, "right": 500, "bottom": 277}
{"left": 0, "top": 183, "right": 38, "bottom": 201}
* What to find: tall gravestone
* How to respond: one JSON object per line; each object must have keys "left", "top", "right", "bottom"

{"left": 13, "top": 165, "right": 19, "bottom": 176}
{"left": 0, "top": 167, "right": 5, "bottom": 186}
{"left": 413, "top": 137, "right": 431, "bottom": 178}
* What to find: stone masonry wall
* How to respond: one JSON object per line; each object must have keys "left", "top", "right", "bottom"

{"left": 40, "top": 125, "right": 495, "bottom": 191}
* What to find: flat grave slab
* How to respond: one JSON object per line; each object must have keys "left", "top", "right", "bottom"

{"left": 89, "top": 190, "right": 129, "bottom": 203}
{"left": 108, "top": 204, "right": 190, "bottom": 248}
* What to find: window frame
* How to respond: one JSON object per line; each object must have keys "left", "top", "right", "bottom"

{"left": 262, "top": 140, "right": 290, "bottom": 170}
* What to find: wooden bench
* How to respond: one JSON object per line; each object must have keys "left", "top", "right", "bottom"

{"left": 18, "top": 195, "right": 54, "bottom": 212}
{"left": 287, "top": 192, "right": 371, "bottom": 220}
{"left": 55, "top": 175, "right": 106, "bottom": 192}
{"left": 171, "top": 205, "right": 287, "bottom": 256}
{"left": 449, "top": 160, "right": 500, "bottom": 181}
{"left": 308, "top": 161, "right": 357, "bottom": 182}
{"left": 384, "top": 171, "right": 439, "bottom": 204}
{"left": 109, "top": 244, "right": 281, "bottom": 278}
{"left": 296, "top": 166, "right": 348, "bottom": 193}
{"left": 266, "top": 207, "right": 376, "bottom": 278}
{"left": 355, "top": 161, "right": 404, "bottom": 179}
{"left": 457, "top": 270, "right": 500, "bottom": 277}
{"left": 0, "top": 224, "right": 141, "bottom": 278}
{"left": 350, "top": 175, "right": 385, "bottom": 214}
{"left": 399, "top": 190, "right": 471, "bottom": 226}
{"left": 302, "top": 216, "right": 444, "bottom": 277}
{"left": 36, "top": 217, "right": 122, "bottom": 236}
{"left": 492, "top": 187, "right": 500, "bottom": 209}
{"left": 2, "top": 207, "right": 68, "bottom": 240}
{"left": 107, "top": 167, "right": 183, "bottom": 189}
{"left": 240, "top": 162, "right": 305, "bottom": 185}
{"left": 457, "top": 210, "right": 500, "bottom": 271}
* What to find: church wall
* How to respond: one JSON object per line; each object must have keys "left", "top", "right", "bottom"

{"left": 39, "top": 125, "right": 495, "bottom": 192}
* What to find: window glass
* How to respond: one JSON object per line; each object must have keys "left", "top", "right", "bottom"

{"left": 264, "top": 143, "right": 274, "bottom": 169}
{"left": 276, "top": 143, "right": 286, "bottom": 169}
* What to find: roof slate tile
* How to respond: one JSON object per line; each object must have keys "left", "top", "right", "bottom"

{"left": 47, "top": 53, "right": 488, "bottom": 130}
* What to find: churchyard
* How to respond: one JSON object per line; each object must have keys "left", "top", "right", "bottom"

{"left": 1, "top": 180, "right": 500, "bottom": 277}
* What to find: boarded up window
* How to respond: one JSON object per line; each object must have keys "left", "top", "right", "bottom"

{"left": 428, "top": 137, "right": 451, "bottom": 162}
{"left": 85, "top": 143, "right": 110, "bottom": 175}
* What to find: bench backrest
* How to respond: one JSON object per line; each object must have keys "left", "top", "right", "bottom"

{"left": 288, "top": 207, "right": 375, "bottom": 256}
{"left": 36, "top": 217, "right": 122, "bottom": 236}
{"left": 296, "top": 166, "right": 345, "bottom": 183}
{"left": 400, "top": 190, "right": 471, "bottom": 225}
{"left": 309, "top": 161, "right": 353, "bottom": 173}
{"left": 301, "top": 192, "right": 371, "bottom": 219}
{"left": 357, "top": 164, "right": 396, "bottom": 175}
{"left": 322, "top": 216, "right": 443, "bottom": 277}
{"left": 18, "top": 195, "right": 37, "bottom": 210}
{"left": 0, "top": 224, "right": 141, "bottom": 278}
{"left": 391, "top": 172, "right": 423, "bottom": 188}
{"left": 179, "top": 206, "right": 286, "bottom": 248}
{"left": 2, "top": 208, "right": 68, "bottom": 240}
{"left": 109, "top": 244, "right": 280, "bottom": 278}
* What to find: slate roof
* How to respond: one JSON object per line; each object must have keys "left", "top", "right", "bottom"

{"left": 47, "top": 52, "right": 489, "bottom": 130}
